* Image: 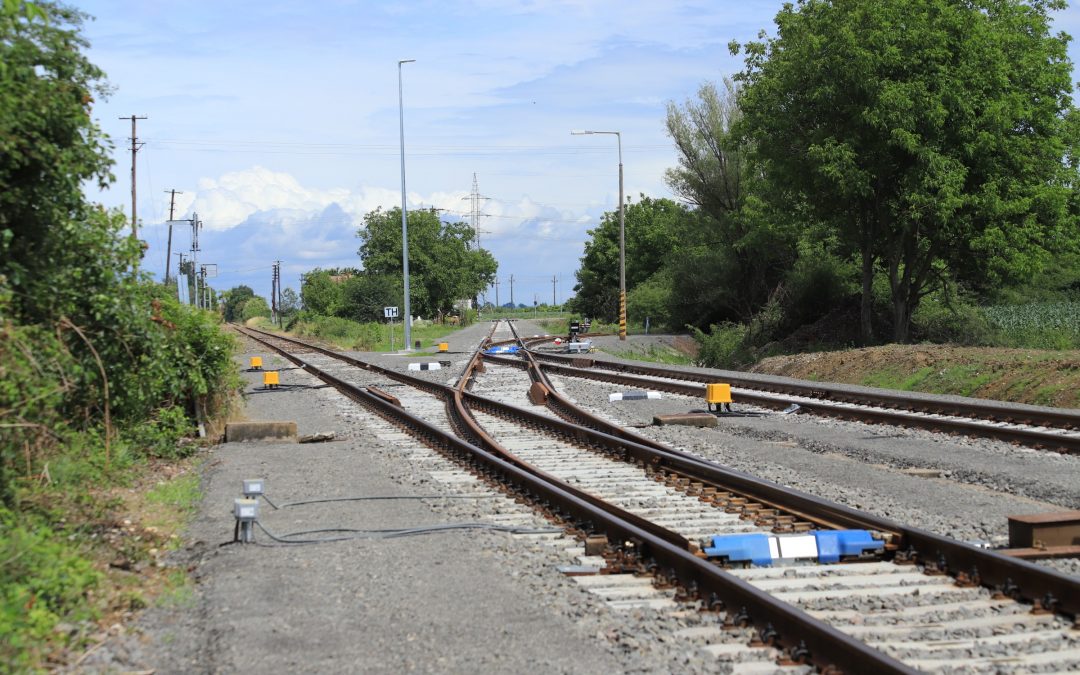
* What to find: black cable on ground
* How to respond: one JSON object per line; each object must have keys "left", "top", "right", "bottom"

{"left": 276, "top": 494, "right": 501, "bottom": 508}
{"left": 254, "top": 520, "right": 562, "bottom": 546}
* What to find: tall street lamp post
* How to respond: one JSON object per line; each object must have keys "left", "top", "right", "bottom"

{"left": 571, "top": 129, "right": 625, "bottom": 340}
{"left": 398, "top": 58, "right": 416, "bottom": 350}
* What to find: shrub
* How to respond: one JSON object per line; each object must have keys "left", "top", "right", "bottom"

{"left": 0, "top": 509, "right": 101, "bottom": 670}
{"left": 911, "top": 294, "right": 995, "bottom": 345}
{"left": 241, "top": 296, "right": 271, "bottom": 321}
{"left": 780, "top": 251, "right": 855, "bottom": 331}
{"left": 627, "top": 271, "right": 673, "bottom": 330}
{"left": 692, "top": 322, "right": 755, "bottom": 369}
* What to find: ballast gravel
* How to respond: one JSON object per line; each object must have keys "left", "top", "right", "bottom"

{"left": 78, "top": 323, "right": 1079, "bottom": 673}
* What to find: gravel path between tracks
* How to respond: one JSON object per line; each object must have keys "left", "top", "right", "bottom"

{"left": 81, "top": 320, "right": 1079, "bottom": 672}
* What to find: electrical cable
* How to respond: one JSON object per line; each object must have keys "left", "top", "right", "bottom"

{"left": 275, "top": 494, "right": 502, "bottom": 509}
{"left": 254, "top": 520, "right": 561, "bottom": 545}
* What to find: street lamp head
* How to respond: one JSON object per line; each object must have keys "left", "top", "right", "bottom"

{"left": 570, "top": 130, "right": 593, "bottom": 135}
{"left": 399, "top": 58, "right": 416, "bottom": 65}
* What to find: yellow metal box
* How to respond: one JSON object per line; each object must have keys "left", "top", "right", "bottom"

{"left": 705, "top": 383, "right": 732, "bottom": 404}
{"left": 250, "top": 356, "right": 263, "bottom": 370}
{"left": 438, "top": 342, "right": 449, "bottom": 352}
{"left": 263, "top": 371, "right": 280, "bottom": 387}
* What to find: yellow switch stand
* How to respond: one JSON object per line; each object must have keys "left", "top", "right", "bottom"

{"left": 250, "top": 356, "right": 263, "bottom": 370}
{"left": 263, "top": 371, "right": 280, "bottom": 389}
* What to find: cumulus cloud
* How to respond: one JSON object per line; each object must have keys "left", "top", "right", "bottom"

{"left": 154, "top": 165, "right": 597, "bottom": 306}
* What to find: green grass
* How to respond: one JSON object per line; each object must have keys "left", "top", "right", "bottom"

{"left": 156, "top": 569, "right": 196, "bottom": 609}
{"left": 861, "top": 364, "right": 1001, "bottom": 396}
{"left": 145, "top": 472, "right": 201, "bottom": 527}
{"left": 287, "top": 315, "right": 467, "bottom": 351}
{"left": 602, "top": 344, "right": 696, "bottom": 366}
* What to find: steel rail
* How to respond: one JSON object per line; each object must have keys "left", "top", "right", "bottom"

{"left": 521, "top": 350, "right": 1080, "bottom": 454}
{"left": 504, "top": 324, "right": 1080, "bottom": 619}
{"left": 238, "top": 325, "right": 1079, "bottom": 624}
{"left": 531, "top": 347, "right": 1080, "bottom": 429}
{"left": 235, "top": 324, "right": 918, "bottom": 673}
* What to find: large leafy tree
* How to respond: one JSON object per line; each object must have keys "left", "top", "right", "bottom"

{"left": 0, "top": 1, "right": 115, "bottom": 322}
{"left": 300, "top": 268, "right": 345, "bottom": 316}
{"left": 735, "top": 0, "right": 1079, "bottom": 343}
{"left": 664, "top": 80, "right": 799, "bottom": 328}
{"left": 338, "top": 274, "right": 400, "bottom": 323}
{"left": 571, "top": 195, "right": 686, "bottom": 321}
{"left": 220, "top": 285, "right": 255, "bottom": 322}
{"left": 357, "top": 207, "right": 496, "bottom": 317}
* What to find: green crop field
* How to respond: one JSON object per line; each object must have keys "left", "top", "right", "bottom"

{"left": 982, "top": 302, "right": 1080, "bottom": 332}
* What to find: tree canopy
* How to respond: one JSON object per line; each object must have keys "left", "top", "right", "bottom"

{"left": 570, "top": 195, "right": 686, "bottom": 321}
{"left": 733, "top": 0, "right": 1080, "bottom": 342}
{"left": 357, "top": 207, "right": 496, "bottom": 318}
{"left": 0, "top": 1, "right": 115, "bottom": 322}
{"left": 300, "top": 268, "right": 345, "bottom": 316}
{"left": 220, "top": 285, "right": 255, "bottom": 322}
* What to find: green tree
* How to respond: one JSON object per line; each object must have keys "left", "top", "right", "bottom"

{"left": 339, "top": 274, "right": 400, "bottom": 323}
{"left": 300, "top": 268, "right": 345, "bottom": 316}
{"left": 570, "top": 195, "right": 687, "bottom": 321}
{"left": 664, "top": 79, "right": 799, "bottom": 328}
{"left": 357, "top": 207, "right": 496, "bottom": 318}
{"left": 220, "top": 285, "right": 255, "bottom": 323}
{"left": 0, "top": 1, "right": 115, "bottom": 322}
{"left": 240, "top": 296, "right": 271, "bottom": 321}
{"left": 734, "top": 0, "right": 1079, "bottom": 342}
{"left": 280, "top": 287, "right": 300, "bottom": 319}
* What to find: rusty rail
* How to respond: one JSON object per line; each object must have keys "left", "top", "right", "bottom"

{"left": 521, "top": 350, "right": 1080, "bottom": 454}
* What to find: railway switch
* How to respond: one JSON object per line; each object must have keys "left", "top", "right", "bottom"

{"left": 437, "top": 342, "right": 449, "bottom": 352}
{"left": 263, "top": 371, "right": 280, "bottom": 388}
{"left": 706, "top": 383, "right": 733, "bottom": 413}
{"left": 233, "top": 498, "right": 259, "bottom": 543}
{"left": 249, "top": 356, "right": 263, "bottom": 370}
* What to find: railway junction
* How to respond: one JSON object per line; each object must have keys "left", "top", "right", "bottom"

{"left": 83, "top": 319, "right": 1080, "bottom": 674}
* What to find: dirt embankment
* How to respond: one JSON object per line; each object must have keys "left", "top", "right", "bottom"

{"left": 750, "top": 344, "right": 1080, "bottom": 409}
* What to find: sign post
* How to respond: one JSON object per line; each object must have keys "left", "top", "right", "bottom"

{"left": 384, "top": 306, "right": 400, "bottom": 352}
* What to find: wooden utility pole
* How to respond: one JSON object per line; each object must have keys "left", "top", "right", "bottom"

{"left": 120, "top": 115, "right": 147, "bottom": 239}
{"left": 552, "top": 274, "right": 557, "bottom": 306}
{"left": 509, "top": 274, "right": 515, "bottom": 308}
{"left": 164, "top": 189, "right": 183, "bottom": 283}
{"left": 495, "top": 278, "right": 500, "bottom": 309}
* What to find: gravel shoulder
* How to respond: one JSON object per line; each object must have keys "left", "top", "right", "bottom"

{"left": 80, "top": 325, "right": 628, "bottom": 674}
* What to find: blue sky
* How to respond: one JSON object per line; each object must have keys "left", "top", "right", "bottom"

{"left": 76, "top": 0, "right": 1080, "bottom": 311}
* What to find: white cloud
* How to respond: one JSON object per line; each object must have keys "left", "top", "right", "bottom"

{"left": 185, "top": 166, "right": 475, "bottom": 232}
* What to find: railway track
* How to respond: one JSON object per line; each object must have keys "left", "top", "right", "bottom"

{"left": 515, "top": 341, "right": 1080, "bottom": 454}
{"left": 233, "top": 323, "right": 1079, "bottom": 673}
